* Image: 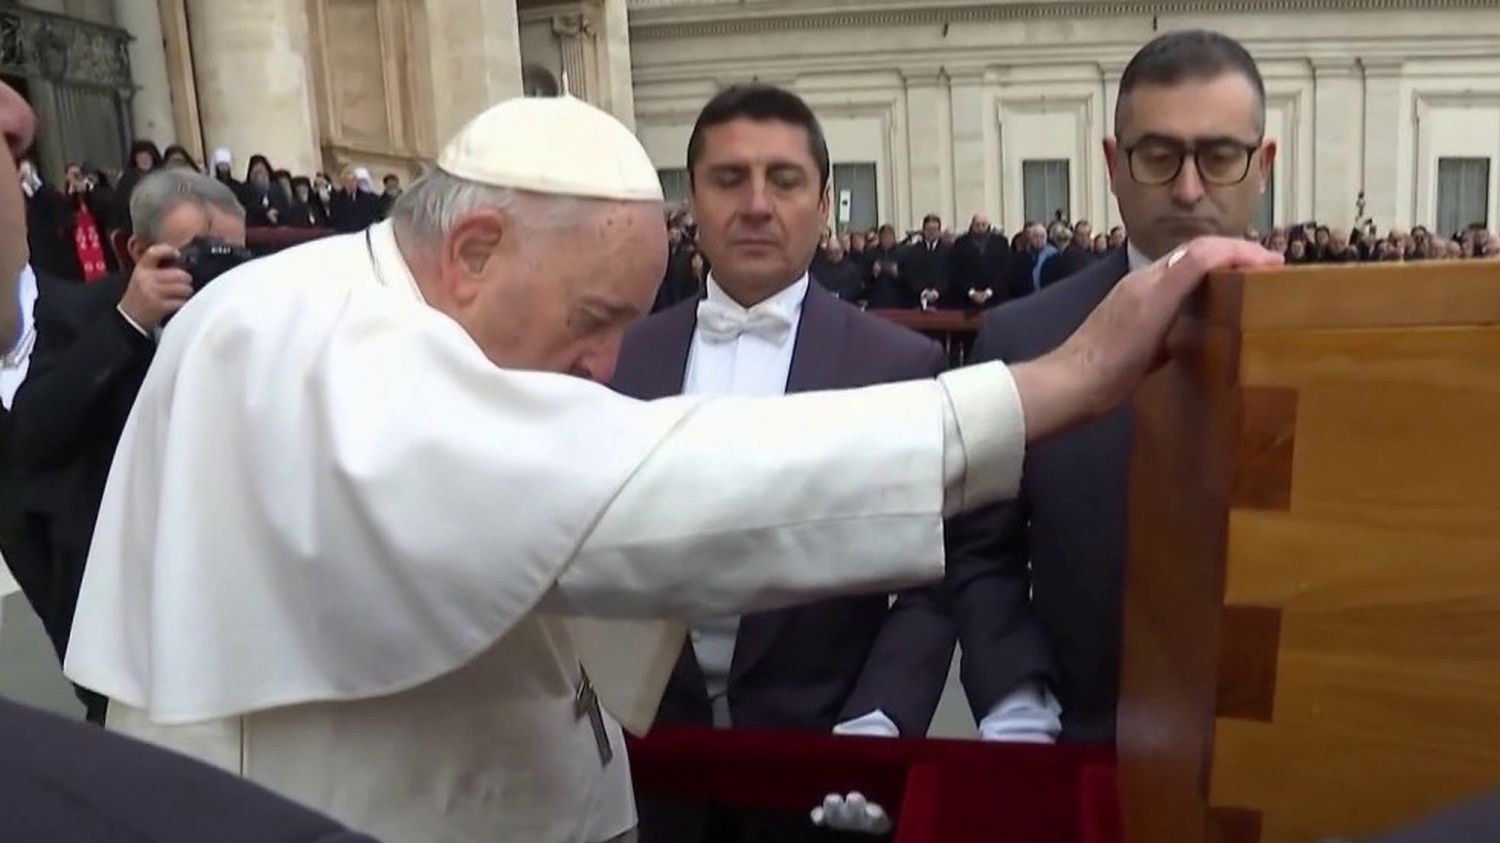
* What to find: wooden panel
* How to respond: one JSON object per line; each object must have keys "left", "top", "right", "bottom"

{"left": 1124, "top": 262, "right": 1500, "bottom": 843}
{"left": 1210, "top": 261, "right": 1500, "bottom": 331}
{"left": 1231, "top": 387, "right": 1297, "bottom": 511}
{"left": 1120, "top": 316, "right": 1242, "bottom": 843}
{"left": 1215, "top": 605, "right": 1281, "bottom": 723}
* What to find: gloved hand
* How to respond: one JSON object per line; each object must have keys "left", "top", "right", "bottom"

{"left": 811, "top": 792, "right": 893, "bottom": 835}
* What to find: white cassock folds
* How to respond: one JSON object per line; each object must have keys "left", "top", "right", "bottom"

{"left": 64, "top": 220, "right": 1026, "bottom": 843}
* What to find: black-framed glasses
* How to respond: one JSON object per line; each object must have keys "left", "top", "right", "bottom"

{"left": 1124, "top": 138, "right": 1263, "bottom": 187}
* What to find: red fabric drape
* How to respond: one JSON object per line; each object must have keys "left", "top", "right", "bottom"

{"left": 628, "top": 727, "right": 1121, "bottom": 843}
{"left": 71, "top": 202, "right": 109, "bottom": 283}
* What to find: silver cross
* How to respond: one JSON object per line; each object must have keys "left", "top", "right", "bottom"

{"left": 575, "top": 670, "right": 614, "bottom": 767}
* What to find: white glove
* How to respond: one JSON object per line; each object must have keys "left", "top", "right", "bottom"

{"left": 811, "top": 792, "right": 893, "bottom": 835}
{"left": 978, "top": 682, "right": 1062, "bottom": 744}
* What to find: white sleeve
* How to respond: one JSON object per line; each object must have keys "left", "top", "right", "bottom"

{"left": 548, "top": 362, "right": 1027, "bottom": 619}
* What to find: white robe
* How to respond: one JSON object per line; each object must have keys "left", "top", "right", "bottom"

{"left": 64, "top": 222, "right": 1026, "bottom": 843}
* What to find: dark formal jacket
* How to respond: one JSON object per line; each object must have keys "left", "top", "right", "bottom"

{"left": 652, "top": 242, "right": 703, "bottom": 313}
{"left": 5, "top": 273, "right": 152, "bottom": 658}
{"left": 900, "top": 238, "right": 957, "bottom": 307}
{"left": 1039, "top": 244, "right": 1096, "bottom": 289}
{"left": 328, "top": 189, "right": 382, "bottom": 234}
{"left": 949, "top": 247, "right": 1131, "bottom": 744}
{"left": 0, "top": 697, "right": 378, "bottom": 843}
{"left": 813, "top": 257, "right": 866, "bottom": 304}
{"left": 864, "top": 244, "right": 909, "bottom": 309}
{"left": 950, "top": 230, "right": 1010, "bottom": 307}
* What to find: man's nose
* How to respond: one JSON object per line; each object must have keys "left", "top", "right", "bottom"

{"left": 1170, "top": 155, "right": 1207, "bottom": 206}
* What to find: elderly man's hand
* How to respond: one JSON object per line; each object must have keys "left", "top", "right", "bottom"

{"left": 1012, "top": 236, "right": 1283, "bottom": 443}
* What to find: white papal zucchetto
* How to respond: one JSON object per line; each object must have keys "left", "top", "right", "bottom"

{"left": 437, "top": 95, "right": 664, "bottom": 203}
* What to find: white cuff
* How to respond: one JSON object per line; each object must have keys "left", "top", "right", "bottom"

{"left": 116, "top": 304, "right": 151, "bottom": 338}
{"left": 833, "top": 709, "right": 900, "bottom": 738}
{"left": 937, "top": 362, "right": 1026, "bottom": 515}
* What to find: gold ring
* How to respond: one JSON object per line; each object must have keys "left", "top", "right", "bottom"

{"left": 1166, "top": 247, "right": 1188, "bottom": 269}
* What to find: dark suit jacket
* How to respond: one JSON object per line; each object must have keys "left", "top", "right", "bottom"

{"left": 950, "top": 247, "right": 1131, "bottom": 744}
{"left": 611, "top": 285, "right": 957, "bottom": 737}
{"left": 864, "top": 245, "right": 910, "bottom": 309}
{"left": 901, "top": 239, "right": 958, "bottom": 307}
{"left": 813, "top": 258, "right": 866, "bottom": 304}
{"left": 1039, "top": 244, "right": 1096, "bottom": 288}
{"left": 328, "top": 189, "right": 382, "bottom": 233}
{"left": 0, "top": 697, "right": 377, "bottom": 842}
{"left": 5, "top": 272, "right": 152, "bottom": 658}
{"left": 950, "top": 231, "right": 1010, "bottom": 307}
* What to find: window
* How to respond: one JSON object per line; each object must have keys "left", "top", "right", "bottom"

{"left": 1023, "top": 160, "right": 1070, "bottom": 225}
{"left": 1254, "top": 164, "right": 1276, "bottom": 235}
{"left": 657, "top": 168, "right": 690, "bottom": 204}
{"left": 831, "top": 162, "right": 878, "bottom": 232}
{"left": 1437, "top": 157, "right": 1490, "bottom": 236}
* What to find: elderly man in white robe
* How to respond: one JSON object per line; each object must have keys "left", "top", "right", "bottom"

{"left": 65, "top": 95, "right": 1281, "bottom": 843}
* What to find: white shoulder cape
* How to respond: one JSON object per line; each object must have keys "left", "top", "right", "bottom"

{"left": 65, "top": 228, "right": 690, "bottom": 729}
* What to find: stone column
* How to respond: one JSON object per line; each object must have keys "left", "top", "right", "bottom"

{"left": 1310, "top": 57, "right": 1363, "bottom": 229}
{"left": 903, "top": 68, "right": 954, "bottom": 230}
{"left": 1100, "top": 62, "right": 1127, "bottom": 232}
{"left": 948, "top": 68, "right": 987, "bottom": 226}
{"left": 422, "top": 0, "right": 523, "bottom": 146}
{"left": 593, "top": 0, "right": 636, "bottom": 131}
{"left": 112, "top": 0, "right": 176, "bottom": 144}
{"left": 552, "top": 12, "right": 595, "bottom": 101}
{"left": 1360, "top": 58, "right": 1405, "bottom": 229}
{"left": 185, "top": 0, "right": 320, "bottom": 176}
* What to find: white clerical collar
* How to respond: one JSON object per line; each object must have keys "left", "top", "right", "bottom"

{"left": 366, "top": 220, "right": 428, "bottom": 305}
{"left": 703, "top": 272, "right": 810, "bottom": 318}
{"left": 1126, "top": 243, "right": 1154, "bottom": 272}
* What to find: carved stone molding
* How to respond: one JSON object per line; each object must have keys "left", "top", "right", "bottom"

{"left": 629, "top": 0, "right": 1500, "bottom": 40}
{"left": 0, "top": 5, "right": 131, "bottom": 90}
{"left": 552, "top": 12, "right": 598, "bottom": 98}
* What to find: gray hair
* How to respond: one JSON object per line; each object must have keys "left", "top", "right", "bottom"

{"left": 130, "top": 168, "right": 245, "bottom": 244}
{"left": 388, "top": 169, "right": 597, "bottom": 245}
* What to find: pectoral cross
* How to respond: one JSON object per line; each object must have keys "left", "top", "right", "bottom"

{"left": 576, "top": 670, "right": 614, "bottom": 766}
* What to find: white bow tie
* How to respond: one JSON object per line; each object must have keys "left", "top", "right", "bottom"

{"left": 697, "top": 298, "right": 794, "bottom": 345}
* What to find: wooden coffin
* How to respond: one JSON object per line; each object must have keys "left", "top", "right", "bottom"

{"left": 1120, "top": 260, "right": 1500, "bottom": 843}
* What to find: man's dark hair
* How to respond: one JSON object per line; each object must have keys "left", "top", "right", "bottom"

{"left": 1115, "top": 29, "right": 1266, "bottom": 138}
{"left": 686, "top": 83, "right": 831, "bottom": 191}
{"left": 922, "top": 213, "right": 942, "bottom": 227}
{"left": 384, "top": 173, "right": 400, "bottom": 185}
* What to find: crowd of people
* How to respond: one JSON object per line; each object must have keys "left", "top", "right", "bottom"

{"left": 655, "top": 209, "right": 1499, "bottom": 315}
{"left": 20, "top": 141, "right": 404, "bottom": 283}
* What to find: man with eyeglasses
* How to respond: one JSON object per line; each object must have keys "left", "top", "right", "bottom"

{"left": 948, "top": 29, "right": 1276, "bottom": 745}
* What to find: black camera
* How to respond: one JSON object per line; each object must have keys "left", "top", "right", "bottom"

{"left": 172, "top": 236, "right": 254, "bottom": 293}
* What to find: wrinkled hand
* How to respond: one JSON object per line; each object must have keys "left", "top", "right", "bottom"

{"left": 968, "top": 287, "right": 994, "bottom": 305}
{"left": 1012, "top": 236, "right": 1283, "bottom": 444}
{"left": 920, "top": 288, "right": 941, "bottom": 307}
{"left": 119, "top": 243, "right": 193, "bottom": 330}
{"left": 811, "top": 792, "right": 892, "bottom": 836}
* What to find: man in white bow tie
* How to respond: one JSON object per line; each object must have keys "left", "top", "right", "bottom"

{"left": 612, "top": 83, "right": 966, "bottom": 841}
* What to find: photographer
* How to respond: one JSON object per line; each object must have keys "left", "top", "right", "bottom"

{"left": 6, "top": 169, "right": 247, "bottom": 721}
